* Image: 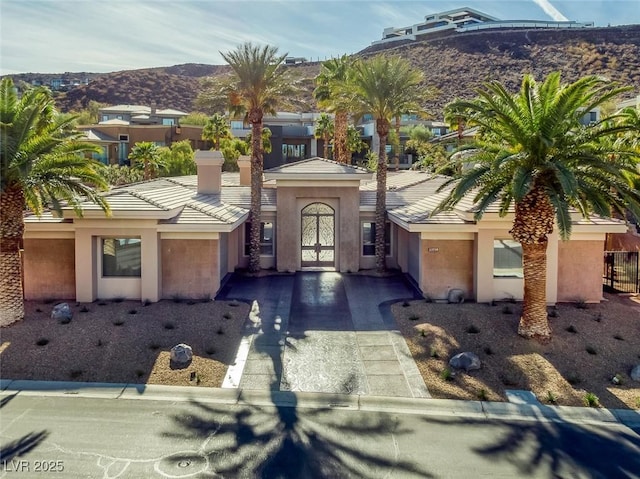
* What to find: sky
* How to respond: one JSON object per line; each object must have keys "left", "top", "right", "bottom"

{"left": 1, "top": 0, "right": 639, "bottom": 75}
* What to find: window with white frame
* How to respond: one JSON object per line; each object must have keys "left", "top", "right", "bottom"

{"left": 102, "top": 238, "right": 141, "bottom": 277}
{"left": 362, "top": 222, "right": 391, "bottom": 256}
{"left": 244, "top": 222, "right": 274, "bottom": 256}
{"left": 493, "top": 239, "right": 523, "bottom": 278}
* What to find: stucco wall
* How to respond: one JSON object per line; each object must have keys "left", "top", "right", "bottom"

{"left": 161, "top": 239, "right": 219, "bottom": 299}
{"left": 23, "top": 239, "right": 76, "bottom": 300}
{"left": 557, "top": 240, "right": 604, "bottom": 302}
{"left": 421, "top": 239, "right": 474, "bottom": 301}
{"left": 276, "top": 186, "right": 360, "bottom": 272}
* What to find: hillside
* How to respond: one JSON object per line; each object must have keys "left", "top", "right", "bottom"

{"left": 33, "top": 25, "right": 640, "bottom": 116}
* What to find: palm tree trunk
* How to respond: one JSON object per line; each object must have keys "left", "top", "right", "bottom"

{"left": 518, "top": 242, "right": 551, "bottom": 339}
{"left": 375, "top": 119, "right": 390, "bottom": 273}
{"left": 323, "top": 133, "right": 329, "bottom": 160}
{"left": 511, "top": 184, "right": 555, "bottom": 341}
{"left": 143, "top": 159, "right": 151, "bottom": 181}
{"left": 248, "top": 108, "right": 263, "bottom": 273}
{"left": 0, "top": 185, "right": 26, "bottom": 326}
{"left": 394, "top": 116, "right": 401, "bottom": 171}
{"left": 334, "top": 110, "right": 349, "bottom": 164}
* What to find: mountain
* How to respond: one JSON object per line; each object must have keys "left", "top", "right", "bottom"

{"left": 9, "top": 25, "right": 640, "bottom": 116}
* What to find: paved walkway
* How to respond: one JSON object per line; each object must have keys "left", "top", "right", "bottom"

{"left": 217, "top": 272, "right": 430, "bottom": 398}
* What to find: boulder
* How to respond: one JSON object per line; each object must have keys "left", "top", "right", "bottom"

{"left": 447, "top": 289, "right": 465, "bottom": 304}
{"left": 170, "top": 343, "right": 193, "bottom": 368}
{"left": 449, "top": 352, "right": 481, "bottom": 371}
{"left": 51, "top": 303, "right": 72, "bottom": 323}
{"left": 631, "top": 364, "right": 640, "bottom": 382}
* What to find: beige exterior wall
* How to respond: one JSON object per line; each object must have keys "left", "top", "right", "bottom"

{"left": 161, "top": 239, "right": 219, "bottom": 299}
{"left": 420, "top": 239, "right": 474, "bottom": 300}
{"left": 557, "top": 239, "right": 604, "bottom": 302}
{"left": 396, "top": 227, "right": 410, "bottom": 272}
{"left": 276, "top": 186, "right": 360, "bottom": 272}
{"left": 23, "top": 239, "right": 76, "bottom": 300}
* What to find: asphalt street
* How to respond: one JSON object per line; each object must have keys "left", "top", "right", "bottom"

{"left": 1, "top": 386, "right": 639, "bottom": 478}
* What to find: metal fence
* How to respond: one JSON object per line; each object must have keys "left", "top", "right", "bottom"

{"left": 603, "top": 251, "right": 639, "bottom": 293}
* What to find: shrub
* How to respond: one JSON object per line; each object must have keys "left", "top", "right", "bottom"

{"left": 429, "top": 346, "right": 440, "bottom": 359}
{"left": 128, "top": 309, "right": 138, "bottom": 315}
{"left": 583, "top": 392, "right": 600, "bottom": 407}
{"left": 142, "top": 299, "right": 151, "bottom": 307}
{"left": 216, "top": 327, "right": 224, "bottom": 335}
{"left": 408, "top": 314, "right": 420, "bottom": 321}
{"left": 163, "top": 322, "right": 175, "bottom": 330}
{"left": 112, "top": 297, "right": 125, "bottom": 303}
{"left": 420, "top": 329, "right": 427, "bottom": 338}
{"left": 586, "top": 345, "right": 597, "bottom": 355}
{"left": 566, "top": 373, "right": 581, "bottom": 385}
{"left": 466, "top": 324, "right": 480, "bottom": 334}
{"left": 79, "top": 305, "right": 90, "bottom": 313}
{"left": 440, "top": 368, "right": 454, "bottom": 381}
{"left": 477, "top": 388, "right": 488, "bottom": 401}
{"left": 69, "top": 369, "right": 83, "bottom": 379}
{"left": 135, "top": 369, "right": 145, "bottom": 378}
{"left": 205, "top": 347, "right": 216, "bottom": 355}
{"left": 613, "top": 334, "right": 624, "bottom": 341}
{"left": 565, "top": 325, "right": 577, "bottom": 334}
{"left": 483, "top": 346, "right": 494, "bottom": 355}
{"left": 35, "top": 338, "right": 49, "bottom": 346}
{"left": 402, "top": 301, "right": 410, "bottom": 308}
{"left": 149, "top": 343, "right": 161, "bottom": 350}
{"left": 546, "top": 391, "right": 557, "bottom": 404}
{"left": 575, "top": 298, "right": 588, "bottom": 309}
{"left": 113, "top": 319, "right": 125, "bottom": 326}
{"left": 223, "top": 312, "right": 233, "bottom": 320}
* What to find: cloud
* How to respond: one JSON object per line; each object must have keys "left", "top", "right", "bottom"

{"left": 532, "top": 0, "right": 569, "bottom": 21}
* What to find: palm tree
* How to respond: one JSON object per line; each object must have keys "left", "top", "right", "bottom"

{"left": 202, "top": 113, "right": 231, "bottom": 150}
{"left": 0, "top": 78, "right": 109, "bottom": 326}
{"left": 314, "top": 113, "right": 334, "bottom": 159}
{"left": 220, "top": 42, "right": 291, "bottom": 273}
{"left": 129, "top": 141, "right": 163, "bottom": 180}
{"left": 344, "top": 55, "right": 424, "bottom": 272}
{"left": 314, "top": 55, "right": 352, "bottom": 164}
{"left": 438, "top": 72, "right": 640, "bottom": 341}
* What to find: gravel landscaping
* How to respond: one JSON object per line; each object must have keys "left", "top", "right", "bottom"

{"left": 0, "top": 299, "right": 249, "bottom": 388}
{"left": 393, "top": 293, "right": 640, "bottom": 409}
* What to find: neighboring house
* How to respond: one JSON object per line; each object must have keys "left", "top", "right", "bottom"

{"left": 23, "top": 154, "right": 624, "bottom": 304}
{"left": 98, "top": 104, "right": 187, "bottom": 125}
{"left": 373, "top": 7, "right": 594, "bottom": 46}
{"left": 617, "top": 95, "right": 640, "bottom": 110}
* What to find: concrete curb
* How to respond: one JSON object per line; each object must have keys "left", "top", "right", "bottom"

{"left": 2, "top": 380, "right": 638, "bottom": 428}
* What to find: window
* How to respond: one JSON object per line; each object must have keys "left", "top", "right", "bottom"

{"left": 118, "top": 134, "right": 129, "bottom": 141}
{"left": 493, "top": 239, "right": 523, "bottom": 278}
{"left": 362, "top": 222, "right": 391, "bottom": 256}
{"left": 101, "top": 115, "right": 109, "bottom": 122}
{"left": 230, "top": 120, "right": 244, "bottom": 129}
{"left": 282, "top": 144, "right": 306, "bottom": 160}
{"left": 244, "top": 222, "right": 274, "bottom": 256}
{"left": 162, "top": 118, "right": 175, "bottom": 126}
{"left": 102, "top": 238, "right": 141, "bottom": 277}
{"left": 92, "top": 146, "right": 108, "bottom": 164}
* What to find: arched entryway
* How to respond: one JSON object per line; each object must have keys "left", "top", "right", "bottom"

{"left": 301, "top": 203, "right": 335, "bottom": 268}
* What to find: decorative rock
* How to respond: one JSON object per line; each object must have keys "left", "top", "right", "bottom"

{"left": 51, "top": 303, "right": 73, "bottom": 323}
{"left": 449, "top": 352, "right": 481, "bottom": 371}
{"left": 447, "top": 289, "right": 465, "bottom": 304}
{"left": 631, "top": 364, "right": 640, "bottom": 382}
{"left": 170, "top": 343, "right": 193, "bottom": 368}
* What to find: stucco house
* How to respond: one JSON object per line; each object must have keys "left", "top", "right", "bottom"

{"left": 22, "top": 152, "right": 626, "bottom": 304}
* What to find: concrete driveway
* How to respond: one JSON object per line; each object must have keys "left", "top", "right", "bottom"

{"left": 216, "top": 272, "right": 430, "bottom": 398}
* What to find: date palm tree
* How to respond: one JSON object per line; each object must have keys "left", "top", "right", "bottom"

{"left": 202, "top": 113, "right": 231, "bottom": 150}
{"left": 314, "top": 113, "right": 334, "bottom": 159}
{"left": 344, "top": 55, "right": 424, "bottom": 271}
{"left": 438, "top": 72, "right": 640, "bottom": 341}
{"left": 314, "top": 55, "right": 352, "bottom": 164}
{"left": 129, "top": 141, "right": 163, "bottom": 180}
{"left": 0, "top": 78, "right": 109, "bottom": 326}
{"left": 220, "top": 43, "right": 291, "bottom": 273}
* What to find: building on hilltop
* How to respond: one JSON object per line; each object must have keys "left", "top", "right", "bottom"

{"left": 372, "top": 6, "right": 594, "bottom": 46}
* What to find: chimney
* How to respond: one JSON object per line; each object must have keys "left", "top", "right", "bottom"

{"left": 237, "top": 155, "right": 251, "bottom": 186}
{"left": 195, "top": 150, "right": 224, "bottom": 194}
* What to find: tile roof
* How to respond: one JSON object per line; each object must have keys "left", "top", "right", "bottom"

{"left": 265, "top": 157, "right": 371, "bottom": 176}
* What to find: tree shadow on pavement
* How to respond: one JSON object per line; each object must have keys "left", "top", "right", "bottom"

{"left": 164, "top": 391, "right": 433, "bottom": 478}
{"left": 0, "top": 392, "right": 50, "bottom": 462}
{"left": 420, "top": 414, "right": 640, "bottom": 478}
